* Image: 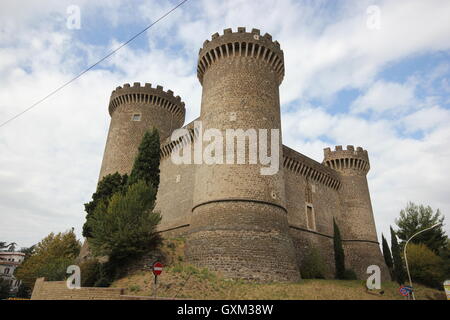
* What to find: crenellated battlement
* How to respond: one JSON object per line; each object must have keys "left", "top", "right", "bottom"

{"left": 323, "top": 145, "right": 370, "bottom": 175}
{"left": 283, "top": 146, "right": 341, "bottom": 190}
{"left": 108, "top": 82, "right": 185, "bottom": 121}
{"left": 197, "top": 27, "right": 285, "bottom": 85}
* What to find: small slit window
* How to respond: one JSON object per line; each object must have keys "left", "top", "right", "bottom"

{"left": 306, "top": 205, "right": 316, "bottom": 231}
{"left": 132, "top": 113, "right": 141, "bottom": 121}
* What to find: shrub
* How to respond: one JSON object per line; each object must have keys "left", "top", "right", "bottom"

{"left": 407, "top": 243, "right": 445, "bottom": 289}
{"left": 94, "top": 277, "right": 111, "bottom": 288}
{"left": 79, "top": 259, "right": 101, "bottom": 287}
{"left": 129, "top": 285, "right": 141, "bottom": 292}
{"left": 300, "top": 246, "right": 326, "bottom": 279}
{"left": 342, "top": 269, "right": 358, "bottom": 280}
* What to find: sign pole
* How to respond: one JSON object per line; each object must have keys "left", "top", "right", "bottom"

{"left": 154, "top": 275, "right": 158, "bottom": 298}
{"left": 151, "top": 261, "right": 163, "bottom": 299}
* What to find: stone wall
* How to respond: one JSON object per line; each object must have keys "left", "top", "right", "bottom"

{"left": 283, "top": 147, "right": 342, "bottom": 278}
{"left": 31, "top": 277, "right": 125, "bottom": 300}
{"left": 99, "top": 83, "right": 185, "bottom": 180}
{"left": 155, "top": 142, "right": 196, "bottom": 233}
{"left": 30, "top": 278, "right": 169, "bottom": 300}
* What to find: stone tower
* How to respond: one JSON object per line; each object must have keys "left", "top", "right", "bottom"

{"left": 99, "top": 83, "right": 185, "bottom": 179}
{"left": 187, "top": 27, "right": 300, "bottom": 281}
{"left": 323, "top": 146, "right": 389, "bottom": 279}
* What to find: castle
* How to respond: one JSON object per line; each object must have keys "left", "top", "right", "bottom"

{"left": 84, "top": 27, "right": 389, "bottom": 282}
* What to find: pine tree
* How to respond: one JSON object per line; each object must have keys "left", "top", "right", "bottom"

{"left": 333, "top": 218, "right": 346, "bottom": 279}
{"left": 83, "top": 172, "right": 128, "bottom": 238}
{"left": 128, "top": 128, "right": 160, "bottom": 189}
{"left": 381, "top": 233, "right": 394, "bottom": 280}
{"left": 390, "top": 226, "right": 407, "bottom": 285}
{"left": 88, "top": 180, "right": 162, "bottom": 260}
{"left": 395, "top": 202, "right": 447, "bottom": 254}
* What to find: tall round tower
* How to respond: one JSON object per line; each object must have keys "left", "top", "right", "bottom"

{"left": 99, "top": 82, "right": 185, "bottom": 179}
{"left": 323, "top": 145, "right": 389, "bottom": 280}
{"left": 187, "top": 27, "right": 300, "bottom": 281}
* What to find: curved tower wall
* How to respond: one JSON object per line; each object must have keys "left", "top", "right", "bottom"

{"left": 323, "top": 145, "right": 389, "bottom": 280}
{"left": 99, "top": 82, "right": 185, "bottom": 179}
{"left": 187, "top": 27, "right": 300, "bottom": 282}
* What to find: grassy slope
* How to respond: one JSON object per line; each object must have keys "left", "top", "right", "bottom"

{"left": 111, "top": 239, "right": 446, "bottom": 300}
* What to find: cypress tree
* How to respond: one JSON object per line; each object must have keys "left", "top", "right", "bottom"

{"left": 390, "top": 226, "right": 407, "bottom": 284}
{"left": 381, "top": 233, "right": 394, "bottom": 280}
{"left": 333, "top": 218, "right": 346, "bottom": 279}
{"left": 128, "top": 128, "right": 160, "bottom": 189}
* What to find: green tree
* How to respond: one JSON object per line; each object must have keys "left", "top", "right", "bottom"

{"left": 406, "top": 243, "right": 445, "bottom": 289}
{"left": 395, "top": 202, "right": 446, "bottom": 254}
{"left": 438, "top": 238, "right": 450, "bottom": 280}
{"left": 128, "top": 128, "right": 160, "bottom": 189}
{"left": 14, "top": 229, "right": 81, "bottom": 290}
{"left": 381, "top": 234, "right": 394, "bottom": 280}
{"left": 390, "top": 226, "right": 406, "bottom": 285}
{"left": 83, "top": 173, "right": 128, "bottom": 237}
{"left": 19, "top": 245, "right": 35, "bottom": 258}
{"left": 88, "top": 180, "right": 162, "bottom": 261}
{"left": 333, "top": 218, "right": 346, "bottom": 279}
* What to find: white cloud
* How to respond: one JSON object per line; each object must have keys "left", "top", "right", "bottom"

{"left": 350, "top": 80, "right": 417, "bottom": 115}
{"left": 401, "top": 105, "right": 450, "bottom": 133}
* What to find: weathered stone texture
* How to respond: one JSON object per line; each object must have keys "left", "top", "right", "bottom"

{"left": 82, "top": 27, "right": 390, "bottom": 283}
{"left": 31, "top": 277, "right": 125, "bottom": 300}
{"left": 99, "top": 83, "right": 185, "bottom": 179}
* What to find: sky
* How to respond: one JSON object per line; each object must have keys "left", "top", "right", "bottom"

{"left": 1, "top": 0, "right": 449, "bottom": 248}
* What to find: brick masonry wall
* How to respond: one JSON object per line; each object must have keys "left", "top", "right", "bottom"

{"left": 187, "top": 29, "right": 300, "bottom": 282}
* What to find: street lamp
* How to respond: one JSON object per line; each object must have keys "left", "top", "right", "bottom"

{"left": 403, "top": 223, "right": 441, "bottom": 300}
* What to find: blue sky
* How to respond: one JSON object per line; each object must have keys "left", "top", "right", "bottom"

{"left": 0, "top": 0, "right": 449, "bottom": 248}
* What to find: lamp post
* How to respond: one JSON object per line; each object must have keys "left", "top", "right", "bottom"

{"left": 403, "top": 223, "right": 441, "bottom": 300}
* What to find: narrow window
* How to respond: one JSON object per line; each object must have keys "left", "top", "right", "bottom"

{"left": 306, "top": 205, "right": 316, "bottom": 231}
{"left": 131, "top": 113, "right": 141, "bottom": 121}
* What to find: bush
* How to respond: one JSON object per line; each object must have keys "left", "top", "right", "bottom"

{"left": 79, "top": 259, "right": 101, "bottom": 287}
{"left": 300, "top": 247, "right": 326, "bottom": 279}
{"left": 94, "top": 277, "right": 111, "bottom": 288}
{"left": 342, "top": 269, "right": 358, "bottom": 280}
{"left": 92, "top": 262, "right": 116, "bottom": 287}
{"left": 129, "top": 285, "right": 141, "bottom": 292}
{"left": 407, "top": 243, "right": 445, "bottom": 289}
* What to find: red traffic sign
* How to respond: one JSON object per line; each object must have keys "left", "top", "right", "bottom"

{"left": 399, "top": 285, "right": 412, "bottom": 296}
{"left": 152, "top": 262, "right": 163, "bottom": 276}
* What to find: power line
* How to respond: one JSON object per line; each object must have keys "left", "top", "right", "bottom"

{"left": 0, "top": 0, "right": 190, "bottom": 129}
